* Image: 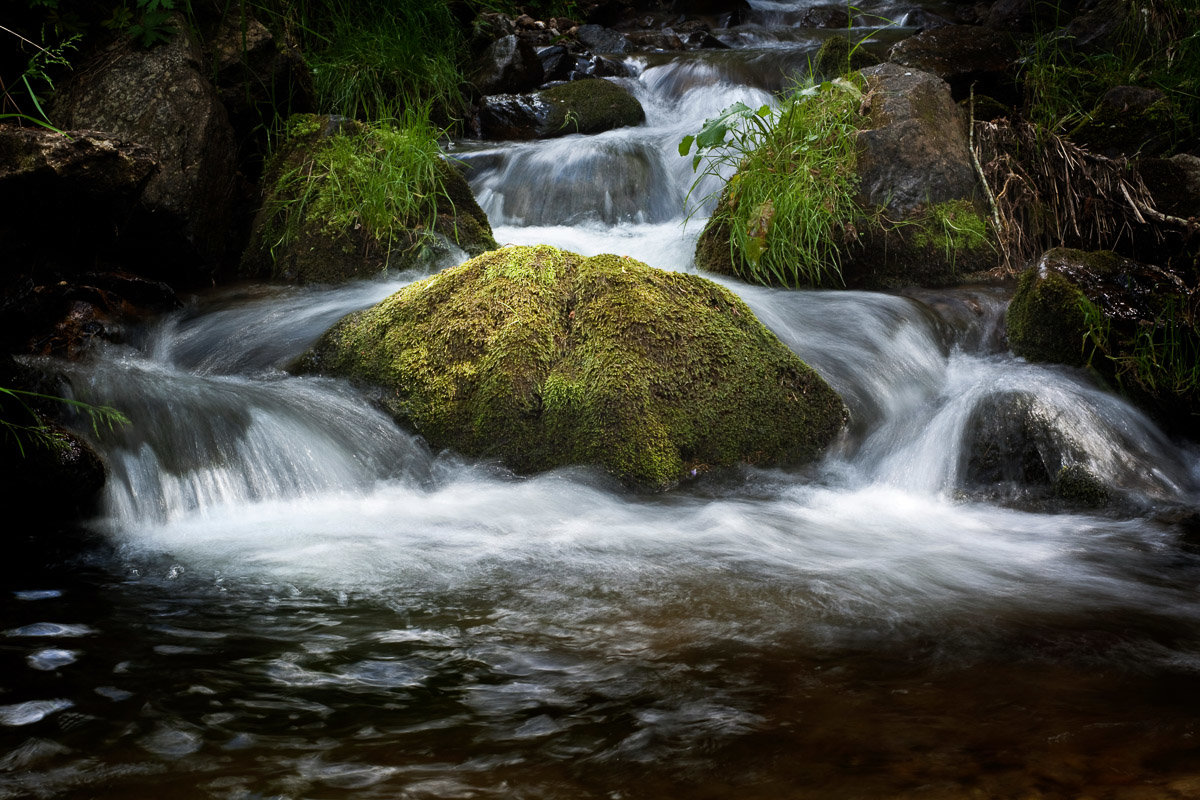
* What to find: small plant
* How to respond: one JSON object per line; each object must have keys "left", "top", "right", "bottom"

{"left": 1, "top": 385, "right": 128, "bottom": 457}
{"left": 0, "top": 20, "right": 77, "bottom": 131}
{"left": 102, "top": 0, "right": 184, "bottom": 48}
{"left": 681, "top": 76, "right": 865, "bottom": 286}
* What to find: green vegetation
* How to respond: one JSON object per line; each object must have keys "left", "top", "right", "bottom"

{"left": 0, "top": 17, "right": 78, "bottom": 130}
{"left": 264, "top": 110, "right": 448, "bottom": 261}
{"left": 252, "top": 110, "right": 496, "bottom": 282}
{"left": 1020, "top": 0, "right": 1198, "bottom": 151}
{"left": 294, "top": 245, "right": 847, "bottom": 489}
{"left": 1, "top": 385, "right": 127, "bottom": 457}
{"left": 275, "top": 0, "right": 464, "bottom": 122}
{"left": 682, "top": 77, "right": 865, "bottom": 287}
{"left": 909, "top": 200, "right": 995, "bottom": 272}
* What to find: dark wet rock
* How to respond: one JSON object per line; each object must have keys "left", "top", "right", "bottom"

{"left": 1072, "top": 85, "right": 1176, "bottom": 156}
{"left": 679, "top": 29, "right": 729, "bottom": 49}
{"left": 0, "top": 273, "right": 180, "bottom": 358}
{"left": 0, "top": 125, "right": 157, "bottom": 278}
{"left": 1006, "top": 248, "right": 1199, "bottom": 435}
{"left": 478, "top": 78, "right": 645, "bottom": 140}
{"left": 856, "top": 63, "right": 979, "bottom": 217}
{"left": 471, "top": 34, "right": 545, "bottom": 94}
{"left": 985, "top": 0, "right": 1063, "bottom": 32}
{"left": 242, "top": 115, "right": 496, "bottom": 284}
{"left": 624, "top": 30, "right": 685, "bottom": 51}
{"left": 50, "top": 16, "right": 238, "bottom": 276}
{"left": 293, "top": 245, "right": 847, "bottom": 490}
{"left": 798, "top": 6, "right": 851, "bottom": 27}
{"left": 538, "top": 45, "right": 574, "bottom": 82}
{"left": 576, "top": 24, "right": 631, "bottom": 54}
{"left": 961, "top": 390, "right": 1110, "bottom": 508}
{"left": 1138, "top": 154, "right": 1200, "bottom": 221}
{"left": 895, "top": 8, "right": 956, "bottom": 31}
{"left": 887, "top": 25, "right": 1018, "bottom": 103}
{"left": 208, "top": 13, "right": 312, "bottom": 134}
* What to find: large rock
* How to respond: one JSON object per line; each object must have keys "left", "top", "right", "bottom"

{"left": 471, "top": 34, "right": 545, "bottom": 94}
{"left": 208, "top": 13, "right": 313, "bottom": 139}
{"left": 478, "top": 77, "right": 645, "bottom": 140}
{"left": 856, "top": 63, "right": 979, "bottom": 217}
{"left": 293, "top": 245, "right": 847, "bottom": 489}
{"left": 50, "top": 17, "right": 238, "bottom": 275}
{"left": 1006, "top": 248, "right": 1199, "bottom": 435}
{"left": 693, "top": 68, "right": 992, "bottom": 290}
{"left": 242, "top": 115, "right": 497, "bottom": 284}
{"left": 887, "top": 25, "right": 1018, "bottom": 103}
{"left": 0, "top": 125, "right": 157, "bottom": 276}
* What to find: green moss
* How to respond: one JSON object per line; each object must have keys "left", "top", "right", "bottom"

{"left": 537, "top": 78, "right": 646, "bottom": 135}
{"left": 244, "top": 112, "right": 496, "bottom": 283}
{"left": 1053, "top": 463, "right": 1110, "bottom": 507}
{"left": 1005, "top": 265, "right": 1090, "bottom": 366}
{"left": 908, "top": 200, "right": 995, "bottom": 271}
{"left": 295, "top": 245, "right": 847, "bottom": 489}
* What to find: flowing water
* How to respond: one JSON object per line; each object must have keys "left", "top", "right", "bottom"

{"left": 7, "top": 3, "right": 1200, "bottom": 798}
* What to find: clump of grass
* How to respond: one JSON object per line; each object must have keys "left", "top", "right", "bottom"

{"left": 1, "top": 385, "right": 128, "bottom": 458}
{"left": 682, "top": 76, "right": 865, "bottom": 287}
{"left": 263, "top": 107, "right": 452, "bottom": 266}
{"left": 1020, "top": 0, "right": 1198, "bottom": 150}
{"left": 255, "top": 0, "right": 466, "bottom": 123}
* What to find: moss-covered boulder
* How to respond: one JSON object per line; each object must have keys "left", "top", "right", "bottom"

{"left": 241, "top": 114, "right": 497, "bottom": 284}
{"left": 293, "top": 245, "right": 847, "bottom": 489}
{"left": 1006, "top": 248, "right": 1200, "bottom": 435}
{"left": 478, "top": 77, "right": 645, "bottom": 140}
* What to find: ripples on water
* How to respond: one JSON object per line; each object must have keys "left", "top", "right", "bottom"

{"left": 6, "top": 3, "right": 1200, "bottom": 797}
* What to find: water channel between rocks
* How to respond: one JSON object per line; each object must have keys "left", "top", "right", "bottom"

{"left": 6, "top": 3, "right": 1200, "bottom": 798}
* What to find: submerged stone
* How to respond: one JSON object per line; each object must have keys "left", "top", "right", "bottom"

{"left": 294, "top": 245, "right": 846, "bottom": 489}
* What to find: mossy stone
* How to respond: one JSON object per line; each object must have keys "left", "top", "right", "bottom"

{"left": 1005, "top": 263, "right": 1089, "bottom": 367}
{"left": 294, "top": 245, "right": 847, "bottom": 489}
{"left": 242, "top": 113, "right": 497, "bottom": 284}
{"left": 537, "top": 77, "right": 645, "bottom": 135}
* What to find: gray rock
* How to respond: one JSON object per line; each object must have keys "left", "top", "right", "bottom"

{"left": 478, "top": 77, "right": 645, "bottom": 140}
{"left": 856, "top": 63, "right": 978, "bottom": 216}
{"left": 576, "top": 24, "right": 630, "bottom": 54}
{"left": 51, "top": 15, "right": 238, "bottom": 269}
{"left": 887, "top": 25, "right": 1017, "bottom": 102}
{"left": 471, "top": 34, "right": 545, "bottom": 94}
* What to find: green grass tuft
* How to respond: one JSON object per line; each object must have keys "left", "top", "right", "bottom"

{"left": 683, "top": 77, "right": 865, "bottom": 287}
{"left": 263, "top": 108, "right": 452, "bottom": 267}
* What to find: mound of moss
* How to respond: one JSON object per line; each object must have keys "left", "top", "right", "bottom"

{"left": 294, "top": 245, "right": 847, "bottom": 489}
{"left": 1007, "top": 248, "right": 1200, "bottom": 435}
{"left": 242, "top": 114, "right": 496, "bottom": 284}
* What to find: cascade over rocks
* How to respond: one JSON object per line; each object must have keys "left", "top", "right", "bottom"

{"left": 1006, "top": 248, "right": 1200, "bottom": 435}
{"left": 50, "top": 16, "right": 238, "bottom": 279}
{"left": 241, "top": 115, "right": 497, "bottom": 285}
{"left": 478, "top": 77, "right": 646, "bottom": 140}
{"left": 293, "top": 245, "right": 847, "bottom": 490}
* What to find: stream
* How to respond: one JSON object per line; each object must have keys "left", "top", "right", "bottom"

{"left": 6, "top": 2, "right": 1200, "bottom": 798}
